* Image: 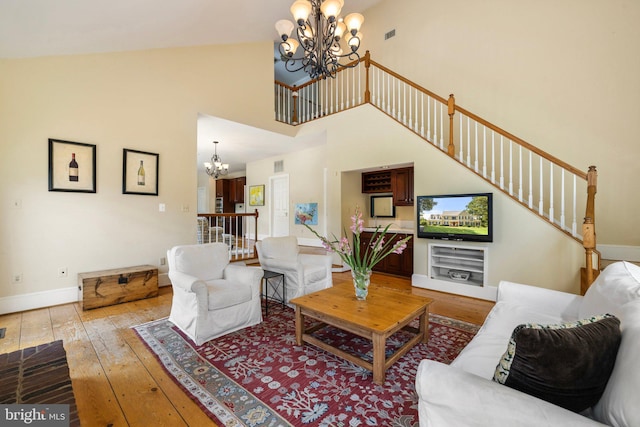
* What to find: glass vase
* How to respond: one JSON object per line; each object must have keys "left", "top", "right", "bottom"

{"left": 351, "top": 268, "right": 372, "bottom": 301}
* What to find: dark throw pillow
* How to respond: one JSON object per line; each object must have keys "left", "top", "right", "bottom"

{"left": 493, "top": 314, "right": 621, "bottom": 413}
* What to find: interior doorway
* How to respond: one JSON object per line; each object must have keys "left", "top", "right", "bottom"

{"left": 269, "top": 174, "right": 289, "bottom": 237}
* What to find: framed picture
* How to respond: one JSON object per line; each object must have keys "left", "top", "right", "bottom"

{"left": 123, "top": 149, "right": 159, "bottom": 196}
{"left": 295, "top": 203, "right": 318, "bottom": 225}
{"left": 249, "top": 185, "right": 265, "bottom": 206}
{"left": 48, "top": 138, "right": 97, "bottom": 193}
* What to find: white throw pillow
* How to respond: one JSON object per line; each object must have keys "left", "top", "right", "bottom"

{"left": 592, "top": 298, "right": 640, "bottom": 426}
{"left": 579, "top": 261, "right": 640, "bottom": 319}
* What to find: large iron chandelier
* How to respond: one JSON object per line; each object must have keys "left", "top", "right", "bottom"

{"left": 204, "top": 141, "right": 229, "bottom": 179}
{"left": 276, "top": 0, "right": 364, "bottom": 80}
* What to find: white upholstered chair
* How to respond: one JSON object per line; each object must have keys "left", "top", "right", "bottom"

{"left": 255, "top": 236, "right": 333, "bottom": 304}
{"left": 167, "top": 243, "right": 262, "bottom": 345}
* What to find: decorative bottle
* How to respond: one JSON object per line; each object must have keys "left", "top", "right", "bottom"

{"left": 137, "top": 160, "right": 145, "bottom": 185}
{"left": 69, "top": 153, "right": 79, "bottom": 182}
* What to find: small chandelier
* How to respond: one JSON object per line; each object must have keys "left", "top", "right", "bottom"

{"left": 204, "top": 141, "right": 229, "bottom": 179}
{"left": 276, "top": 0, "right": 364, "bottom": 80}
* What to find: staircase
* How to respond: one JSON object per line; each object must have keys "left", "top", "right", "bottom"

{"left": 274, "top": 51, "right": 599, "bottom": 291}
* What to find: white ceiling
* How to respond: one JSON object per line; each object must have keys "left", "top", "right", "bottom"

{"left": 197, "top": 114, "right": 327, "bottom": 176}
{"left": 0, "top": 0, "right": 379, "bottom": 59}
{"left": 0, "top": 0, "right": 381, "bottom": 175}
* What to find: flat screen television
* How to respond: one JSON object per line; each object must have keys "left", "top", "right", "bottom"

{"left": 417, "top": 193, "right": 493, "bottom": 242}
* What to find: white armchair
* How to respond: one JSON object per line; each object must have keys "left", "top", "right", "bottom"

{"left": 167, "top": 243, "right": 262, "bottom": 345}
{"left": 255, "top": 236, "right": 332, "bottom": 304}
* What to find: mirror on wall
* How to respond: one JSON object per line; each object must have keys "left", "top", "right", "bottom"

{"left": 370, "top": 195, "right": 395, "bottom": 218}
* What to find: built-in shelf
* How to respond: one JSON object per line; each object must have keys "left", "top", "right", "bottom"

{"left": 428, "top": 243, "right": 488, "bottom": 287}
{"left": 362, "top": 171, "right": 392, "bottom": 193}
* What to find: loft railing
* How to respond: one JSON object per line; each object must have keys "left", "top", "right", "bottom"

{"left": 196, "top": 211, "right": 259, "bottom": 261}
{"left": 274, "top": 51, "right": 600, "bottom": 290}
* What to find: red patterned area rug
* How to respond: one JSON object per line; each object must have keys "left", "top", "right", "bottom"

{"left": 133, "top": 303, "right": 478, "bottom": 427}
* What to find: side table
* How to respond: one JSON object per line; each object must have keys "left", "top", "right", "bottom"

{"left": 262, "top": 270, "right": 286, "bottom": 316}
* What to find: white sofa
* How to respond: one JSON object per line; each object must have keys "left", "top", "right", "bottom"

{"left": 416, "top": 261, "right": 640, "bottom": 427}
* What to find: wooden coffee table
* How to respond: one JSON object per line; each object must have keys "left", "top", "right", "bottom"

{"left": 290, "top": 285, "right": 434, "bottom": 385}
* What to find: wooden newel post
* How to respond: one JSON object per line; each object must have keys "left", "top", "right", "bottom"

{"left": 581, "top": 165, "right": 598, "bottom": 294}
{"left": 292, "top": 86, "right": 299, "bottom": 125}
{"left": 364, "top": 50, "right": 371, "bottom": 104}
{"left": 586, "top": 165, "right": 597, "bottom": 188}
{"left": 254, "top": 209, "right": 259, "bottom": 247}
{"left": 447, "top": 94, "right": 456, "bottom": 157}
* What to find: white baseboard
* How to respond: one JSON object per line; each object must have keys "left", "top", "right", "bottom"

{"left": 598, "top": 244, "right": 640, "bottom": 262}
{"left": 297, "top": 237, "right": 324, "bottom": 247}
{"left": 257, "top": 235, "right": 325, "bottom": 249}
{"left": 412, "top": 273, "right": 498, "bottom": 302}
{"left": 159, "top": 272, "right": 171, "bottom": 287}
{"left": 0, "top": 286, "right": 79, "bottom": 315}
{"left": 0, "top": 274, "right": 173, "bottom": 315}
{"left": 332, "top": 264, "right": 351, "bottom": 273}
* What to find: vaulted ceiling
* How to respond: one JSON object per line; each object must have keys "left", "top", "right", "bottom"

{"left": 0, "top": 0, "right": 381, "bottom": 175}
{"left": 0, "top": 0, "right": 379, "bottom": 60}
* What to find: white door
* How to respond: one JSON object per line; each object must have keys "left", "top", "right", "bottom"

{"left": 197, "top": 186, "right": 208, "bottom": 213}
{"left": 270, "top": 175, "right": 289, "bottom": 237}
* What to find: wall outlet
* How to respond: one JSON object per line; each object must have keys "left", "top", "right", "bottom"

{"left": 58, "top": 267, "right": 68, "bottom": 278}
{"left": 160, "top": 257, "right": 166, "bottom": 266}
{"left": 11, "top": 273, "right": 23, "bottom": 284}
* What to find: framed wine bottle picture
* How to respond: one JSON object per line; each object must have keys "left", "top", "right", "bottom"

{"left": 123, "top": 149, "right": 159, "bottom": 196}
{"left": 48, "top": 138, "right": 97, "bottom": 193}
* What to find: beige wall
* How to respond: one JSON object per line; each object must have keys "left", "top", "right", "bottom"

{"left": 247, "top": 139, "right": 328, "bottom": 240}
{"left": 361, "top": 0, "right": 640, "bottom": 246}
{"left": 0, "top": 42, "right": 284, "bottom": 307}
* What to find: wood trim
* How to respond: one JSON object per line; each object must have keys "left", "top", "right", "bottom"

{"left": 453, "top": 104, "right": 587, "bottom": 179}
{"left": 364, "top": 59, "right": 587, "bottom": 179}
{"left": 581, "top": 166, "right": 599, "bottom": 294}
{"left": 368, "top": 59, "right": 449, "bottom": 104}
{"left": 367, "top": 100, "right": 588, "bottom": 245}
{"left": 275, "top": 56, "right": 365, "bottom": 92}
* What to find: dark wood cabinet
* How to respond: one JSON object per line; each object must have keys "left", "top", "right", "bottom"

{"left": 392, "top": 167, "right": 414, "bottom": 206}
{"left": 362, "top": 166, "right": 414, "bottom": 206}
{"left": 359, "top": 232, "right": 414, "bottom": 278}
{"left": 216, "top": 177, "right": 246, "bottom": 209}
{"left": 227, "top": 177, "right": 246, "bottom": 204}
{"left": 234, "top": 177, "right": 246, "bottom": 203}
{"left": 229, "top": 179, "right": 236, "bottom": 202}
{"left": 215, "top": 179, "right": 228, "bottom": 198}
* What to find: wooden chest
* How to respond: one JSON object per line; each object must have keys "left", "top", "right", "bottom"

{"left": 78, "top": 265, "right": 158, "bottom": 310}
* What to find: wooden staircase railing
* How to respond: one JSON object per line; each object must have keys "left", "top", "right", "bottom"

{"left": 274, "top": 51, "right": 599, "bottom": 291}
{"left": 196, "top": 211, "right": 259, "bottom": 262}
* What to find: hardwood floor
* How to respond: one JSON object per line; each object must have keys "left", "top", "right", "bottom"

{"left": 0, "top": 272, "right": 494, "bottom": 426}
